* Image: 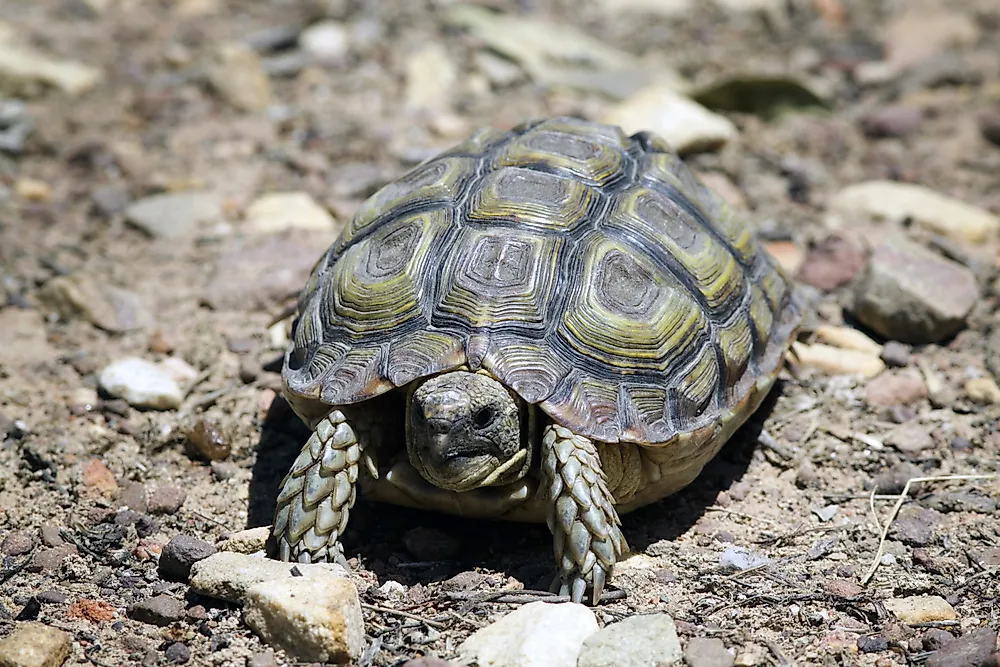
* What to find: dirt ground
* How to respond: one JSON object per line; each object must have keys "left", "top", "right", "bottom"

{"left": 1, "top": 0, "right": 999, "bottom": 665}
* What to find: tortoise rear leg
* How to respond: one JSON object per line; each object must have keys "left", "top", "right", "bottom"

{"left": 541, "top": 424, "right": 628, "bottom": 604}
{"left": 270, "top": 407, "right": 379, "bottom": 565}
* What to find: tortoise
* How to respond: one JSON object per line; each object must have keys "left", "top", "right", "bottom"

{"left": 269, "top": 116, "right": 802, "bottom": 604}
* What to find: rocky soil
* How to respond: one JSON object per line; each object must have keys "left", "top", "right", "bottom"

{"left": 1, "top": 0, "right": 999, "bottom": 666}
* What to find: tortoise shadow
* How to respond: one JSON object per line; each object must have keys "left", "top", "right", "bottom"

{"left": 246, "top": 383, "right": 780, "bottom": 590}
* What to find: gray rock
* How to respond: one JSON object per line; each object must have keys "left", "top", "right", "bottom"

{"left": 206, "top": 43, "right": 273, "bottom": 112}
{"left": 457, "top": 601, "right": 598, "bottom": 667}
{"left": 91, "top": 185, "right": 130, "bottom": 217}
{"left": 125, "top": 191, "right": 223, "bottom": 239}
{"left": 719, "top": 545, "right": 769, "bottom": 570}
{"left": 37, "top": 274, "right": 154, "bottom": 333}
{"left": 38, "top": 525, "right": 64, "bottom": 548}
{"left": 684, "top": 637, "right": 734, "bottom": 667}
{"left": 246, "top": 650, "right": 280, "bottom": 667}
{"left": 159, "top": 535, "right": 217, "bottom": 581}
{"left": 1, "top": 530, "right": 35, "bottom": 556}
{"left": 164, "top": 642, "right": 191, "bottom": 664}
{"left": 188, "top": 551, "right": 349, "bottom": 604}
{"left": 0, "top": 621, "right": 72, "bottom": 667}
{"left": 0, "top": 99, "right": 34, "bottom": 154}
{"left": 118, "top": 481, "right": 148, "bottom": 513}
{"left": 218, "top": 527, "right": 270, "bottom": 555}
{"left": 578, "top": 613, "right": 683, "bottom": 667}
{"left": 853, "top": 238, "right": 978, "bottom": 344}
{"left": 244, "top": 574, "right": 365, "bottom": 663}
{"left": 925, "top": 627, "right": 997, "bottom": 667}
{"left": 128, "top": 594, "right": 185, "bottom": 626}
{"left": 147, "top": 485, "right": 187, "bottom": 515}
{"left": 27, "top": 545, "right": 77, "bottom": 573}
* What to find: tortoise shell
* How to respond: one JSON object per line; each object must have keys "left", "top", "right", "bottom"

{"left": 283, "top": 117, "right": 801, "bottom": 445}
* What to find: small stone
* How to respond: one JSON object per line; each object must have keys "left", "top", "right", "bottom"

{"left": 790, "top": 342, "right": 884, "bottom": 378}
{"left": 864, "top": 370, "right": 928, "bottom": 408}
{"left": 38, "top": 526, "right": 64, "bottom": 548}
{"left": 125, "top": 191, "right": 223, "bottom": 239}
{"left": 206, "top": 42, "right": 273, "bottom": 111}
{"left": 764, "top": 241, "right": 803, "bottom": 276}
{"left": 824, "top": 578, "right": 863, "bottom": 598}
{"left": 830, "top": 181, "right": 999, "bottom": 244}
{"left": 964, "top": 377, "right": 1000, "bottom": 405}
{"left": 885, "top": 422, "right": 936, "bottom": 455}
{"left": 35, "top": 590, "right": 69, "bottom": 605}
{"left": 880, "top": 341, "right": 912, "bottom": 367}
{"left": 38, "top": 274, "right": 154, "bottom": 333}
{"left": 0, "top": 41, "right": 102, "bottom": 95}
{"left": 922, "top": 628, "right": 955, "bottom": 651}
{"left": 128, "top": 594, "right": 185, "bottom": 626}
{"left": 27, "top": 545, "right": 77, "bottom": 573}
{"left": 857, "top": 635, "right": 890, "bottom": 653}
{"left": 890, "top": 510, "right": 936, "bottom": 546}
{"left": 882, "top": 8, "right": 979, "bottom": 70}
{"left": 0, "top": 622, "right": 72, "bottom": 667}
{"left": 602, "top": 83, "right": 737, "bottom": 155}
{"left": 91, "top": 185, "right": 130, "bottom": 217}
{"left": 210, "top": 461, "right": 238, "bottom": 481}
{"left": 796, "top": 235, "right": 866, "bottom": 290}
{"left": 719, "top": 546, "right": 769, "bottom": 570}
{"left": 404, "top": 43, "right": 457, "bottom": 111}
{"left": 66, "top": 598, "right": 115, "bottom": 623}
{"left": 164, "top": 642, "right": 191, "bottom": 664}
{"left": 14, "top": 178, "right": 51, "bottom": 202}
{"left": 184, "top": 420, "right": 231, "bottom": 462}
{"left": 852, "top": 238, "right": 979, "bottom": 344}
{"left": 579, "top": 613, "right": 682, "bottom": 667}
{"left": 925, "top": 628, "right": 996, "bottom": 667}
{"left": 189, "top": 551, "right": 349, "bottom": 604}
{"left": 244, "top": 192, "right": 337, "bottom": 234}
{"left": 239, "top": 358, "right": 260, "bottom": 384}
{"left": 159, "top": 535, "right": 217, "bottom": 581}
{"left": 99, "top": 357, "right": 189, "bottom": 410}
{"left": 458, "top": 601, "right": 598, "bottom": 667}
{"left": 147, "top": 486, "right": 186, "bottom": 515}
{"left": 218, "top": 527, "right": 270, "bottom": 554}
{"left": 860, "top": 105, "right": 922, "bottom": 138}
{"left": 244, "top": 574, "right": 364, "bottom": 663}
{"left": 684, "top": 636, "right": 734, "bottom": 667}
{"left": 872, "top": 462, "right": 923, "bottom": 495}
{"left": 247, "top": 651, "right": 279, "bottom": 667}
{"left": 884, "top": 595, "right": 957, "bottom": 624}
{"left": 812, "top": 504, "right": 839, "bottom": 522}
{"left": 81, "top": 458, "right": 119, "bottom": 497}
{"left": 118, "top": 482, "right": 148, "bottom": 513}
{"left": 299, "top": 21, "right": 349, "bottom": 66}
{"left": 402, "top": 527, "right": 459, "bottom": 561}
{"left": 2, "top": 530, "right": 35, "bottom": 556}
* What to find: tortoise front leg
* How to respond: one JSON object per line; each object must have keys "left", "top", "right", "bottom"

{"left": 541, "top": 424, "right": 628, "bottom": 604}
{"left": 270, "top": 407, "right": 379, "bottom": 564}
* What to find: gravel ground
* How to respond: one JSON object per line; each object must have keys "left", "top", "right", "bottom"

{"left": 1, "top": 0, "right": 999, "bottom": 665}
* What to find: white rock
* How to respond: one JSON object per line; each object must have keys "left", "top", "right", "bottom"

{"left": 189, "top": 551, "right": 349, "bottom": 604}
{"left": 125, "top": 191, "right": 224, "bottom": 239}
{"left": 244, "top": 574, "right": 365, "bottom": 663}
{"left": 219, "top": 526, "right": 271, "bottom": 554}
{"left": 578, "top": 614, "right": 683, "bottom": 667}
{"left": 99, "top": 357, "right": 188, "bottom": 410}
{"left": 245, "top": 191, "right": 337, "bottom": 234}
{"left": 206, "top": 42, "right": 273, "bottom": 112}
{"left": 883, "top": 595, "right": 957, "bottom": 624}
{"left": 158, "top": 356, "right": 199, "bottom": 389}
{"left": 601, "top": 84, "right": 737, "bottom": 155}
{"left": 713, "top": 0, "right": 785, "bottom": 11}
{"left": 300, "top": 21, "right": 349, "bottom": 66}
{"left": 719, "top": 545, "right": 770, "bottom": 570}
{"left": 379, "top": 580, "right": 406, "bottom": 599}
{"left": 598, "top": 0, "right": 693, "bottom": 16}
{"left": 457, "top": 601, "right": 598, "bottom": 667}
{"left": 0, "top": 38, "right": 102, "bottom": 95}
{"left": 829, "top": 180, "right": 1000, "bottom": 244}
{"left": 405, "top": 43, "right": 457, "bottom": 110}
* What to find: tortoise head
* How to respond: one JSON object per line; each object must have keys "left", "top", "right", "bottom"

{"left": 406, "top": 371, "right": 531, "bottom": 492}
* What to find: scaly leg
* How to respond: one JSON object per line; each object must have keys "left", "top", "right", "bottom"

{"left": 270, "top": 407, "right": 379, "bottom": 564}
{"left": 541, "top": 424, "right": 628, "bottom": 604}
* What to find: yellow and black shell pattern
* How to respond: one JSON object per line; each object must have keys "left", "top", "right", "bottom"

{"left": 284, "top": 117, "right": 801, "bottom": 446}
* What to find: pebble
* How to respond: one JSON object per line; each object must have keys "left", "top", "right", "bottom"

{"left": 125, "top": 191, "right": 223, "bottom": 239}
{"left": 202, "top": 235, "right": 323, "bottom": 311}
{"left": 81, "top": 458, "right": 119, "bottom": 497}
{"left": 218, "top": 527, "right": 270, "bottom": 554}
{"left": 27, "top": 545, "right": 77, "bottom": 573}
{"left": 0, "top": 622, "right": 72, "bottom": 667}
{"left": 830, "top": 181, "right": 999, "bottom": 244}
{"left": 243, "top": 574, "right": 364, "bottom": 663}
{"left": 578, "top": 613, "right": 682, "bottom": 667}
{"left": 0, "top": 40, "right": 102, "bottom": 95}
{"left": 0, "top": 99, "right": 34, "bottom": 153}
{"left": 872, "top": 462, "right": 923, "bottom": 495}
{"left": 189, "top": 551, "right": 349, "bottom": 604}
{"left": 299, "top": 21, "right": 349, "bottom": 66}
{"left": 159, "top": 535, "right": 217, "bottom": 581}
{"left": 402, "top": 527, "right": 460, "bottom": 561}
{"left": 36, "top": 590, "right": 68, "bottom": 605}
{"left": 206, "top": 42, "right": 273, "bottom": 111}
{"left": 128, "top": 594, "right": 185, "bottom": 626}
{"left": 457, "top": 601, "right": 599, "bottom": 667}
{"left": 14, "top": 178, "right": 51, "bottom": 202}
{"left": 923, "top": 629, "right": 956, "bottom": 651}
{"left": 247, "top": 651, "right": 280, "bottom": 667}
{"left": 38, "top": 526, "right": 63, "bottom": 548}
{"left": 824, "top": 578, "right": 863, "bottom": 598}
{"left": 885, "top": 422, "right": 935, "bottom": 455}
{"left": 860, "top": 105, "right": 922, "bottom": 139}
{"left": 880, "top": 341, "right": 912, "bottom": 368}
{"left": 884, "top": 595, "right": 957, "bottom": 624}
{"left": 813, "top": 324, "right": 882, "bottom": 355}
{"left": 184, "top": 420, "right": 231, "bottom": 462}
{"left": 601, "top": 83, "right": 737, "bottom": 155}
{"left": 790, "top": 341, "right": 885, "bottom": 378}
{"left": 964, "top": 377, "right": 1000, "bottom": 405}
{"left": 2, "top": 531, "right": 35, "bottom": 556}
{"left": 864, "top": 370, "right": 928, "bottom": 407}
{"left": 404, "top": 43, "right": 457, "bottom": 110}
{"left": 164, "top": 642, "right": 191, "bottom": 664}
{"left": 91, "top": 185, "right": 130, "bottom": 217}
{"left": 66, "top": 598, "right": 115, "bottom": 622}
{"left": 719, "top": 545, "right": 769, "bottom": 570}
{"left": 244, "top": 192, "right": 337, "bottom": 234}
{"left": 764, "top": 241, "right": 803, "bottom": 275}
{"left": 683, "top": 637, "right": 734, "bottom": 667}
{"left": 118, "top": 482, "right": 148, "bottom": 513}
{"left": 852, "top": 238, "right": 978, "bottom": 344}
{"left": 882, "top": 8, "right": 979, "bottom": 70}
{"left": 925, "top": 628, "right": 996, "bottom": 667}
{"left": 98, "top": 357, "right": 190, "bottom": 410}
{"left": 891, "top": 510, "right": 936, "bottom": 546}
{"left": 147, "top": 486, "right": 187, "bottom": 515}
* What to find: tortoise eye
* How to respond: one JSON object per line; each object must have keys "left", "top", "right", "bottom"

{"left": 473, "top": 407, "right": 495, "bottom": 429}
